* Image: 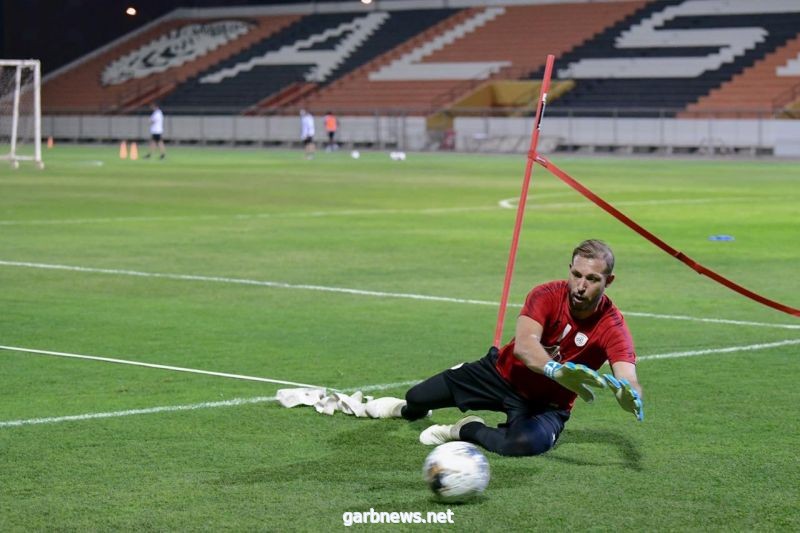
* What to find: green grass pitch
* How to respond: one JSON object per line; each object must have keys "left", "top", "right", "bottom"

{"left": 1, "top": 145, "right": 798, "bottom": 530}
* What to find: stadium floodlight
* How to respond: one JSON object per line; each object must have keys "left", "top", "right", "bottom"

{"left": 0, "top": 59, "right": 44, "bottom": 169}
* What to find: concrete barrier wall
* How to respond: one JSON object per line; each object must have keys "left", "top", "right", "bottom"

{"left": 41, "top": 114, "right": 800, "bottom": 155}
{"left": 43, "top": 115, "right": 428, "bottom": 150}
{"left": 455, "top": 116, "right": 800, "bottom": 155}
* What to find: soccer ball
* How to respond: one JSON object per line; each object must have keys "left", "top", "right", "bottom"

{"left": 389, "top": 151, "right": 406, "bottom": 161}
{"left": 350, "top": 150, "right": 360, "bottom": 159}
{"left": 422, "top": 441, "right": 490, "bottom": 503}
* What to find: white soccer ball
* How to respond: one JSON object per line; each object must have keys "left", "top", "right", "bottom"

{"left": 389, "top": 151, "right": 406, "bottom": 161}
{"left": 350, "top": 150, "right": 360, "bottom": 159}
{"left": 422, "top": 441, "right": 490, "bottom": 503}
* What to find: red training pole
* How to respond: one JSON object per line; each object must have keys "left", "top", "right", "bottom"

{"left": 492, "top": 54, "right": 555, "bottom": 348}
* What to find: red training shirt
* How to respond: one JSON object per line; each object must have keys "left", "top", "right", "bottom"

{"left": 495, "top": 280, "right": 636, "bottom": 411}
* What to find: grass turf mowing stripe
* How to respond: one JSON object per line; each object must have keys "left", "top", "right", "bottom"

{"left": 0, "top": 396, "right": 280, "bottom": 428}
{"left": 1, "top": 340, "right": 795, "bottom": 430}
{"left": 0, "top": 345, "right": 328, "bottom": 389}
{"left": 1, "top": 259, "right": 798, "bottom": 330}
{"left": 0, "top": 205, "right": 499, "bottom": 226}
{"left": 638, "top": 338, "right": 800, "bottom": 361}
{"left": 0, "top": 380, "right": 422, "bottom": 429}
{"left": 0, "top": 197, "right": 724, "bottom": 226}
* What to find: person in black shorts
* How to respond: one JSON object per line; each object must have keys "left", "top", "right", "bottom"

{"left": 365, "top": 240, "right": 644, "bottom": 456}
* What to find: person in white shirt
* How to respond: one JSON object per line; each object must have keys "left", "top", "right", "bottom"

{"left": 145, "top": 102, "right": 166, "bottom": 159}
{"left": 300, "top": 109, "right": 315, "bottom": 159}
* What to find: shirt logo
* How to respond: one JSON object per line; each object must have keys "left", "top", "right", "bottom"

{"left": 575, "top": 332, "right": 589, "bottom": 347}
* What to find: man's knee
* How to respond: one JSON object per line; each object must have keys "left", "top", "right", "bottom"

{"left": 402, "top": 385, "right": 430, "bottom": 420}
{"left": 497, "top": 427, "right": 556, "bottom": 457}
{"left": 404, "top": 384, "right": 432, "bottom": 414}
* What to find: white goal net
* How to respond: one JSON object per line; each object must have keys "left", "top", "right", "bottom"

{"left": 0, "top": 59, "right": 43, "bottom": 168}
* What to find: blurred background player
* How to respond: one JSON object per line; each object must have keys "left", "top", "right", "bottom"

{"left": 324, "top": 111, "right": 338, "bottom": 152}
{"left": 365, "top": 239, "right": 644, "bottom": 457}
{"left": 300, "top": 109, "right": 315, "bottom": 159}
{"left": 144, "top": 102, "right": 166, "bottom": 160}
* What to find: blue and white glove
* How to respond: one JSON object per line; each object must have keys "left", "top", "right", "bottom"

{"left": 603, "top": 374, "right": 644, "bottom": 422}
{"left": 544, "top": 361, "right": 606, "bottom": 402}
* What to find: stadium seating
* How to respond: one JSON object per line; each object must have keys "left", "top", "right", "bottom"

{"left": 161, "top": 9, "right": 458, "bottom": 114}
{"left": 552, "top": 0, "right": 800, "bottom": 116}
{"left": 300, "top": 2, "right": 645, "bottom": 113}
{"left": 684, "top": 35, "right": 800, "bottom": 117}
{"left": 42, "top": 15, "right": 300, "bottom": 113}
{"left": 39, "top": 0, "right": 800, "bottom": 120}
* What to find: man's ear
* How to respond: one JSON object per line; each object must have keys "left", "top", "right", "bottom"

{"left": 605, "top": 273, "right": 615, "bottom": 287}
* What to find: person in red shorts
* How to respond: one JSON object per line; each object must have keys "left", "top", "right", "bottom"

{"left": 366, "top": 239, "right": 644, "bottom": 456}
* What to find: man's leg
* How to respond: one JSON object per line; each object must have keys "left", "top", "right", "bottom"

{"left": 365, "top": 370, "right": 456, "bottom": 419}
{"left": 459, "top": 410, "right": 568, "bottom": 457}
{"left": 402, "top": 372, "right": 457, "bottom": 420}
{"left": 367, "top": 352, "right": 501, "bottom": 420}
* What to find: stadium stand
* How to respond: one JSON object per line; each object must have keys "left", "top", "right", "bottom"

{"left": 551, "top": 0, "right": 800, "bottom": 116}
{"left": 161, "top": 9, "right": 458, "bottom": 114}
{"left": 42, "top": 15, "right": 300, "bottom": 114}
{"left": 40, "top": 1, "right": 800, "bottom": 119}
{"left": 684, "top": 35, "right": 800, "bottom": 118}
{"left": 299, "top": 2, "right": 645, "bottom": 113}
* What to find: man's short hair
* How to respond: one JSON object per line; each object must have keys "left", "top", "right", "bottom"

{"left": 572, "top": 239, "right": 615, "bottom": 274}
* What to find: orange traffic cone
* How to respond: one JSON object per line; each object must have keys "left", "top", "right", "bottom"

{"left": 120, "top": 141, "right": 128, "bottom": 159}
{"left": 130, "top": 142, "right": 139, "bottom": 161}
{"left": 47, "top": 136, "right": 54, "bottom": 149}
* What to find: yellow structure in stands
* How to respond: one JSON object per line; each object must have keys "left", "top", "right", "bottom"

{"left": 428, "top": 79, "right": 575, "bottom": 131}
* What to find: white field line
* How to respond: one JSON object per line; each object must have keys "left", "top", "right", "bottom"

{"left": 1, "top": 259, "right": 798, "bottom": 330}
{"left": 498, "top": 197, "right": 721, "bottom": 210}
{"left": 638, "top": 339, "right": 800, "bottom": 361}
{"left": 1, "top": 339, "right": 797, "bottom": 429}
{"left": 0, "top": 260, "right": 498, "bottom": 306}
{"left": 0, "top": 396, "right": 281, "bottom": 428}
{"left": 0, "top": 380, "right": 421, "bottom": 429}
{"left": 0, "top": 345, "right": 327, "bottom": 389}
{"left": 620, "top": 311, "right": 799, "bottom": 330}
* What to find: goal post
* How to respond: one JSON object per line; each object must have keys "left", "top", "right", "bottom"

{"left": 0, "top": 59, "right": 43, "bottom": 169}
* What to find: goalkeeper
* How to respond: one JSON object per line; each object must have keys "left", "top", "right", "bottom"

{"left": 367, "top": 239, "right": 643, "bottom": 456}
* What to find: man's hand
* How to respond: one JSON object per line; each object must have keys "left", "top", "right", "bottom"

{"left": 544, "top": 361, "right": 606, "bottom": 402}
{"left": 603, "top": 374, "right": 644, "bottom": 421}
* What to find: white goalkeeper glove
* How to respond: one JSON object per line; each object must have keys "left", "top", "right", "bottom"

{"left": 603, "top": 374, "right": 644, "bottom": 422}
{"left": 543, "top": 361, "right": 606, "bottom": 403}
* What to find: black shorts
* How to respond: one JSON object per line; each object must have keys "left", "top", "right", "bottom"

{"left": 151, "top": 133, "right": 162, "bottom": 142}
{"left": 303, "top": 136, "right": 314, "bottom": 145}
{"left": 442, "top": 350, "right": 570, "bottom": 425}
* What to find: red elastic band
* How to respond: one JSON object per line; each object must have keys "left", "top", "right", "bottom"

{"left": 535, "top": 155, "right": 800, "bottom": 318}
